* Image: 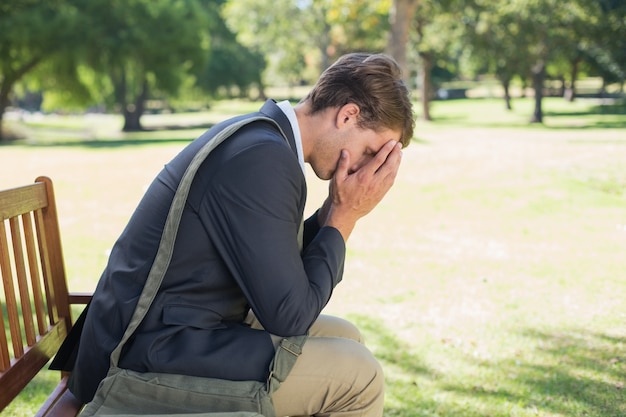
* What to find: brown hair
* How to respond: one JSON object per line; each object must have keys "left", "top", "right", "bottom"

{"left": 303, "top": 53, "right": 415, "bottom": 147}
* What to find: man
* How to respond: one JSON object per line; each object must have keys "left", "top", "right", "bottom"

{"left": 69, "top": 52, "right": 415, "bottom": 416}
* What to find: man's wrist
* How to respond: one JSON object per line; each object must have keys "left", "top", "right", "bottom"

{"left": 324, "top": 210, "right": 356, "bottom": 242}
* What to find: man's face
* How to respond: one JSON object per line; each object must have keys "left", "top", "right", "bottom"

{"left": 312, "top": 124, "right": 402, "bottom": 181}
{"left": 343, "top": 126, "right": 402, "bottom": 175}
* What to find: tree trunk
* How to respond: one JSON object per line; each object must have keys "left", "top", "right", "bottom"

{"left": 564, "top": 59, "right": 579, "bottom": 102}
{"left": 387, "top": 0, "right": 418, "bottom": 83}
{"left": 558, "top": 76, "right": 566, "bottom": 97}
{"left": 0, "top": 57, "right": 41, "bottom": 142}
{"left": 418, "top": 52, "right": 434, "bottom": 121}
{"left": 0, "top": 85, "right": 10, "bottom": 142}
{"left": 122, "top": 107, "right": 142, "bottom": 132}
{"left": 122, "top": 78, "right": 148, "bottom": 132}
{"left": 501, "top": 77, "right": 512, "bottom": 110}
{"left": 256, "top": 83, "right": 267, "bottom": 101}
{"left": 530, "top": 60, "right": 545, "bottom": 123}
{"left": 0, "top": 112, "right": 5, "bottom": 142}
{"left": 598, "top": 78, "right": 608, "bottom": 98}
{"left": 319, "top": 20, "right": 332, "bottom": 72}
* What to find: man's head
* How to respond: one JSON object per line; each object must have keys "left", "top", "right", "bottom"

{"left": 303, "top": 53, "right": 415, "bottom": 148}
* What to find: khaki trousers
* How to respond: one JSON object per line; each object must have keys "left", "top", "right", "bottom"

{"left": 246, "top": 314, "right": 384, "bottom": 417}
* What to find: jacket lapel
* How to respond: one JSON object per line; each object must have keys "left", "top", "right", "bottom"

{"left": 259, "top": 99, "right": 298, "bottom": 157}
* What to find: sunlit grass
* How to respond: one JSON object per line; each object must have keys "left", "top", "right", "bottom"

{"left": 1, "top": 95, "right": 625, "bottom": 416}
{"left": 421, "top": 96, "right": 626, "bottom": 130}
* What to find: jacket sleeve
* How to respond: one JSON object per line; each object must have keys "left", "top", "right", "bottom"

{"left": 199, "top": 141, "right": 345, "bottom": 336}
{"left": 303, "top": 210, "right": 321, "bottom": 249}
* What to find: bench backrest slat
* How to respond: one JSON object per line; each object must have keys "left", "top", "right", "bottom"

{"left": 0, "top": 176, "right": 74, "bottom": 413}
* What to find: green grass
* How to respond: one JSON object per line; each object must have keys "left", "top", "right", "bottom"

{"left": 356, "top": 315, "right": 625, "bottom": 417}
{"left": 1, "top": 95, "right": 625, "bottom": 416}
{"left": 423, "top": 96, "right": 626, "bottom": 130}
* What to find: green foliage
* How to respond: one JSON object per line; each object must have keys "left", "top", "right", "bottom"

{"left": 193, "top": 4, "right": 266, "bottom": 98}
{"left": 222, "top": 0, "right": 310, "bottom": 85}
{"left": 0, "top": 0, "right": 80, "bottom": 70}
{"left": 0, "top": 0, "right": 228, "bottom": 136}
{"left": 407, "top": 0, "right": 469, "bottom": 90}
{"left": 0, "top": 0, "right": 82, "bottom": 112}
{"left": 74, "top": 0, "right": 212, "bottom": 107}
{"left": 324, "top": 0, "right": 391, "bottom": 55}
{"left": 222, "top": 0, "right": 391, "bottom": 86}
{"left": 460, "top": 0, "right": 626, "bottom": 84}
{"left": 587, "top": 0, "right": 626, "bottom": 83}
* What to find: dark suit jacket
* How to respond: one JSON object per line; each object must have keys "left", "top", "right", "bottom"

{"left": 68, "top": 100, "right": 346, "bottom": 403}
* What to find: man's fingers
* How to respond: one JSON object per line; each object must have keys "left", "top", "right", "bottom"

{"left": 334, "top": 149, "right": 351, "bottom": 179}
{"left": 377, "top": 142, "right": 403, "bottom": 176}
{"left": 357, "top": 141, "right": 402, "bottom": 180}
{"left": 363, "top": 140, "right": 400, "bottom": 175}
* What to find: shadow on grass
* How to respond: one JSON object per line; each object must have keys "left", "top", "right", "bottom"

{"left": 0, "top": 121, "right": 216, "bottom": 148}
{"left": 425, "top": 98, "right": 626, "bottom": 129}
{"left": 143, "top": 122, "right": 215, "bottom": 131}
{"left": 545, "top": 100, "right": 626, "bottom": 117}
{"left": 16, "top": 137, "right": 198, "bottom": 148}
{"left": 587, "top": 120, "right": 626, "bottom": 129}
{"left": 441, "top": 328, "right": 626, "bottom": 417}
{"left": 545, "top": 119, "right": 626, "bottom": 129}
{"left": 350, "top": 315, "right": 624, "bottom": 417}
{"left": 349, "top": 315, "right": 440, "bottom": 417}
{"left": 544, "top": 100, "right": 626, "bottom": 129}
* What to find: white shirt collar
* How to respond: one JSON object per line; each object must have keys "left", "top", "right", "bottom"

{"left": 275, "top": 100, "right": 306, "bottom": 175}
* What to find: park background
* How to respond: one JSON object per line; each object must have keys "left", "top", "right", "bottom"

{"left": 1, "top": 1, "right": 625, "bottom": 416}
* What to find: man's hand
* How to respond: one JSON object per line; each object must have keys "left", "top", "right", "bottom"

{"left": 321, "top": 140, "right": 403, "bottom": 241}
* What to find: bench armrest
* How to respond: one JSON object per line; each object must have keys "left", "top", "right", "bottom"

{"left": 68, "top": 292, "right": 93, "bottom": 305}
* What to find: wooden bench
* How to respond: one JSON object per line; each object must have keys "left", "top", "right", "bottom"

{"left": 0, "top": 176, "right": 90, "bottom": 416}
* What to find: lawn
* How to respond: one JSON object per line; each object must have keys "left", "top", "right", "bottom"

{"left": 1, "top": 96, "right": 625, "bottom": 416}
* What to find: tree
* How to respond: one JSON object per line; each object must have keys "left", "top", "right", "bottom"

{"left": 2, "top": 0, "right": 219, "bottom": 136}
{"left": 0, "top": 0, "right": 81, "bottom": 141}
{"left": 589, "top": 0, "right": 626, "bottom": 90}
{"left": 194, "top": 11, "right": 267, "bottom": 99}
{"left": 74, "top": 0, "right": 212, "bottom": 131}
{"left": 223, "top": 0, "right": 311, "bottom": 87}
{"left": 386, "top": 0, "right": 418, "bottom": 83}
{"left": 308, "top": 0, "right": 391, "bottom": 74}
{"left": 518, "top": 0, "right": 594, "bottom": 123}
{"left": 324, "top": 0, "right": 391, "bottom": 56}
{"left": 223, "top": 0, "right": 391, "bottom": 88}
{"left": 410, "top": 0, "right": 465, "bottom": 121}
{"left": 542, "top": 0, "right": 606, "bottom": 103}
{"left": 461, "top": 0, "right": 606, "bottom": 123}
{"left": 461, "top": 2, "right": 528, "bottom": 110}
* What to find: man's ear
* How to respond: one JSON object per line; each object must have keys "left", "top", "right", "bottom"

{"left": 336, "top": 103, "right": 360, "bottom": 128}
